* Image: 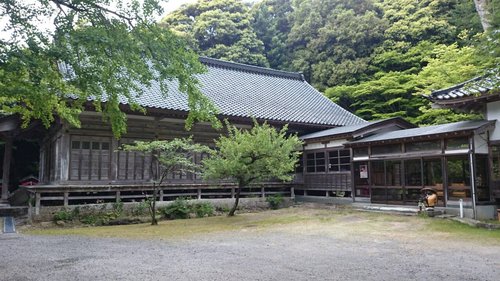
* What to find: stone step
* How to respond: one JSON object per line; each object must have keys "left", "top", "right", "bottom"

{"left": 2, "top": 216, "right": 16, "bottom": 234}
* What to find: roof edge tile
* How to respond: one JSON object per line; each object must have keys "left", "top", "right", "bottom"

{"left": 199, "top": 57, "right": 304, "bottom": 81}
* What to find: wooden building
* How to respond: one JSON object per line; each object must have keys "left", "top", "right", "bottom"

{"left": 294, "top": 75, "right": 499, "bottom": 219}
{"left": 0, "top": 57, "right": 364, "bottom": 211}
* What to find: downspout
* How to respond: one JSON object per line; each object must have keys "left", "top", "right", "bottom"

{"left": 469, "top": 136, "right": 477, "bottom": 219}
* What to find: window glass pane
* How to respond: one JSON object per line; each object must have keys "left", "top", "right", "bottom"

{"left": 339, "top": 164, "right": 350, "bottom": 172}
{"left": 386, "top": 160, "right": 402, "bottom": 186}
{"left": 475, "top": 155, "right": 489, "bottom": 201}
{"left": 329, "top": 151, "right": 339, "bottom": 158}
{"left": 71, "top": 141, "right": 80, "bottom": 149}
{"left": 406, "top": 141, "right": 440, "bottom": 152}
{"left": 339, "top": 157, "right": 350, "bottom": 165}
{"left": 92, "top": 142, "right": 100, "bottom": 150}
{"left": 492, "top": 146, "right": 500, "bottom": 180}
{"left": 423, "top": 159, "right": 442, "bottom": 186}
{"left": 405, "top": 159, "right": 422, "bottom": 186}
{"left": 82, "top": 141, "right": 90, "bottom": 149}
{"left": 315, "top": 152, "right": 325, "bottom": 172}
{"left": 339, "top": 150, "right": 350, "bottom": 157}
{"left": 446, "top": 137, "right": 469, "bottom": 150}
{"left": 306, "top": 153, "right": 315, "bottom": 173}
{"left": 371, "top": 144, "right": 401, "bottom": 155}
{"left": 372, "top": 161, "right": 385, "bottom": 186}
{"left": 447, "top": 156, "right": 471, "bottom": 199}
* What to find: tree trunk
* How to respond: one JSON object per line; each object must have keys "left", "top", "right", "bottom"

{"left": 474, "top": 0, "right": 491, "bottom": 31}
{"left": 228, "top": 182, "right": 243, "bottom": 217}
{"left": 150, "top": 184, "right": 158, "bottom": 225}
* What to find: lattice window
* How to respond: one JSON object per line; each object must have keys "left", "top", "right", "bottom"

{"left": 70, "top": 137, "right": 111, "bottom": 181}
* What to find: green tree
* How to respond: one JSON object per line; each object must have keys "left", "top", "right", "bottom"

{"left": 0, "top": 0, "right": 218, "bottom": 138}
{"left": 122, "top": 138, "right": 211, "bottom": 225}
{"left": 285, "top": 0, "right": 385, "bottom": 88}
{"left": 203, "top": 121, "right": 302, "bottom": 216}
{"left": 251, "top": 0, "right": 293, "bottom": 69}
{"left": 162, "top": 0, "right": 268, "bottom": 67}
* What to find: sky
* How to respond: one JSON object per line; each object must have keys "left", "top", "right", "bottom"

{"left": 162, "top": 0, "right": 197, "bottom": 15}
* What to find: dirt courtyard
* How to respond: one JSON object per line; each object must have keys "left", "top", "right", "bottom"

{"left": 1, "top": 206, "right": 499, "bottom": 281}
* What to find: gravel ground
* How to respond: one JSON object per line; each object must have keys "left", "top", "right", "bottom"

{"left": 1, "top": 218, "right": 499, "bottom": 281}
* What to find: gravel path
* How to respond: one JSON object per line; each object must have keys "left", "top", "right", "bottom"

{"left": 1, "top": 223, "right": 499, "bottom": 281}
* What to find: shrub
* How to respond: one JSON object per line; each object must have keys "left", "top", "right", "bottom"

{"left": 131, "top": 200, "right": 149, "bottom": 216}
{"left": 266, "top": 194, "right": 284, "bottom": 210}
{"left": 193, "top": 202, "right": 215, "bottom": 218}
{"left": 112, "top": 200, "right": 124, "bottom": 216}
{"left": 53, "top": 209, "right": 74, "bottom": 222}
{"left": 161, "top": 197, "right": 191, "bottom": 220}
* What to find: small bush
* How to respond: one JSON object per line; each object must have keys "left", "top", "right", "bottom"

{"left": 80, "top": 214, "right": 98, "bottom": 225}
{"left": 131, "top": 200, "right": 149, "bottom": 216}
{"left": 161, "top": 197, "right": 191, "bottom": 220}
{"left": 266, "top": 194, "right": 284, "bottom": 210}
{"left": 193, "top": 202, "right": 215, "bottom": 218}
{"left": 53, "top": 209, "right": 74, "bottom": 222}
{"left": 112, "top": 200, "right": 124, "bottom": 216}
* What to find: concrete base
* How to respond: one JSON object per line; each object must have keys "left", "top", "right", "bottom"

{"left": 295, "top": 195, "right": 353, "bottom": 205}
{"left": 439, "top": 205, "right": 497, "bottom": 220}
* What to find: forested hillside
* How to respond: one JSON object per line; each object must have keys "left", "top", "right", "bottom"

{"left": 162, "top": 0, "right": 499, "bottom": 125}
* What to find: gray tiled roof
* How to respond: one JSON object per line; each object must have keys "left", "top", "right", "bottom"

{"left": 130, "top": 57, "right": 365, "bottom": 126}
{"left": 347, "top": 120, "right": 493, "bottom": 144}
{"left": 427, "top": 75, "right": 499, "bottom": 101}
{"left": 300, "top": 117, "right": 416, "bottom": 140}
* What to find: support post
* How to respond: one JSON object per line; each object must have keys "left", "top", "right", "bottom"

{"left": 197, "top": 188, "right": 201, "bottom": 200}
{"left": 35, "top": 192, "right": 41, "bottom": 215}
{"left": 63, "top": 192, "right": 69, "bottom": 207}
{"left": 261, "top": 186, "right": 265, "bottom": 198}
{"left": 1, "top": 137, "right": 12, "bottom": 203}
{"left": 469, "top": 138, "right": 477, "bottom": 219}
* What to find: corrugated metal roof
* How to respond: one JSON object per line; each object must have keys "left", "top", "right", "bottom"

{"left": 427, "top": 75, "right": 499, "bottom": 101}
{"left": 128, "top": 57, "right": 365, "bottom": 126}
{"left": 347, "top": 120, "right": 493, "bottom": 144}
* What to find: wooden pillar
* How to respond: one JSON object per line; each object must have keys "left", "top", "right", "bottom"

{"left": 35, "top": 192, "right": 41, "bottom": 215}
{"left": 63, "top": 192, "right": 69, "bottom": 207}
{"left": 1, "top": 137, "right": 13, "bottom": 202}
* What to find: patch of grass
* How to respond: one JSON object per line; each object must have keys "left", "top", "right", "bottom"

{"left": 424, "top": 219, "right": 500, "bottom": 242}
{"left": 24, "top": 207, "right": 500, "bottom": 243}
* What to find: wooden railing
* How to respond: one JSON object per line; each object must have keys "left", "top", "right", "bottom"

{"left": 27, "top": 182, "right": 295, "bottom": 215}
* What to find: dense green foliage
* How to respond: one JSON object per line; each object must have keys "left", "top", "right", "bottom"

{"left": 165, "top": 0, "right": 499, "bottom": 125}
{"left": 0, "top": 0, "right": 218, "bottom": 138}
{"left": 162, "top": 0, "right": 268, "bottom": 66}
{"left": 203, "top": 120, "right": 302, "bottom": 216}
{"left": 266, "top": 194, "right": 284, "bottom": 210}
{"left": 160, "top": 198, "right": 215, "bottom": 219}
